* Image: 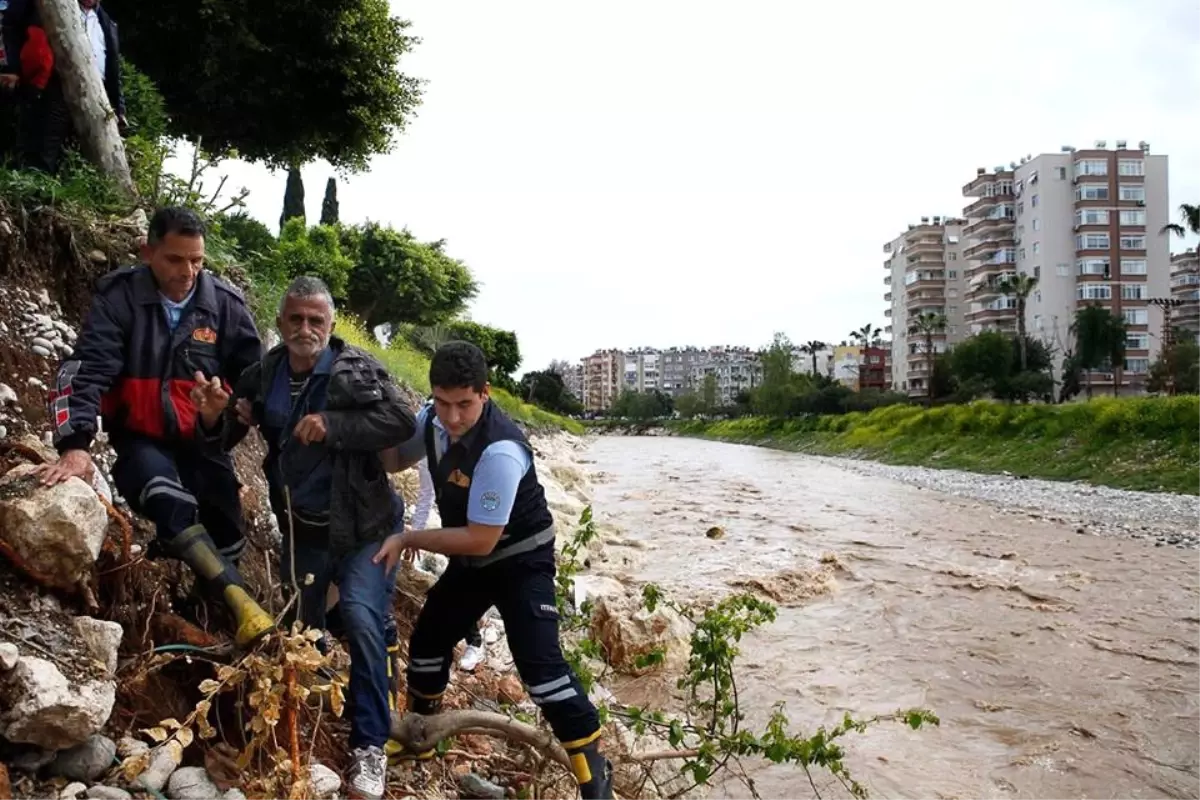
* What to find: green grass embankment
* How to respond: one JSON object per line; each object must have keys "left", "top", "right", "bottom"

{"left": 338, "top": 321, "right": 584, "bottom": 435}
{"left": 669, "top": 397, "right": 1200, "bottom": 495}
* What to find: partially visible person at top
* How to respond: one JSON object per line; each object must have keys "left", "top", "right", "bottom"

{"left": 0, "top": 0, "right": 126, "bottom": 173}
{"left": 37, "top": 206, "right": 272, "bottom": 650}
{"left": 376, "top": 341, "right": 613, "bottom": 799}
{"left": 195, "top": 275, "right": 417, "bottom": 800}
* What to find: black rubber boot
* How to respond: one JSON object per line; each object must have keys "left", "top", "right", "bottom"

{"left": 170, "top": 524, "right": 274, "bottom": 648}
{"left": 567, "top": 740, "right": 613, "bottom": 799}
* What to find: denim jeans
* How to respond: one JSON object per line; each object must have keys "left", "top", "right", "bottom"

{"left": 282, "top": 533, "right": 397, "bottom": 748}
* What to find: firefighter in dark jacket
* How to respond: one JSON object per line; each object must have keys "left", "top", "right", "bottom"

{"left": 376, "top": 341, "right": 614, "bottom": 800}
{"left": 0, "top": 0, "right": 126, "bottom": 173}
{"left": 36, "top": 206, "right": 273, "bottom": 649}
{"left": 194, "top": 275, "right": 417, "bottom": 800}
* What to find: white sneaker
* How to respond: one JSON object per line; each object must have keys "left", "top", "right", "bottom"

{"left": 348, "top": 745, "right": 386, "bottom": 800}
{"left": 458, "top": 643, "right": 485, "bottom": 672}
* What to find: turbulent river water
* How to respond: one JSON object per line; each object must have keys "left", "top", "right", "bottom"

{"left": 581, "top": 436, "right": 1200, "bottom": 800}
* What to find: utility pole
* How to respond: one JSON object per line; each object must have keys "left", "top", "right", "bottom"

{"left": 1148, "top": 298, "right": 1185, "bottom": 396}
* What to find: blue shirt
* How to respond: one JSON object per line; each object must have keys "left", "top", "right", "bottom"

{"left": 159, "top": 287, "right": 195, "bottom": 332}
{"left": 395, "top": 404, "right": 532, "bottom": 527}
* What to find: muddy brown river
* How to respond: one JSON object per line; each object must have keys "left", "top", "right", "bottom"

{"left": 583, "top": 436, "right": 1200, "bottom": 800}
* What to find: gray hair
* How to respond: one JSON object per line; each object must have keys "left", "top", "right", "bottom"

{"left": 278, "top": 275, "right": 336, "bottom": 316}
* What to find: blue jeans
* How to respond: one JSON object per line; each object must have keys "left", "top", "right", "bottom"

{"left": 281, "top": 534, "right": 397, "bottom": 748}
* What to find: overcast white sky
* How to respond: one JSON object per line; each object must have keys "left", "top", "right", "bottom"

{"left": 183, "top": 0, "right": 1200, "bottom": 374}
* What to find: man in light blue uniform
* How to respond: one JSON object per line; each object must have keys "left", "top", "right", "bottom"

{"left": 377, "top": 341, "right": 612, "bottom": 799}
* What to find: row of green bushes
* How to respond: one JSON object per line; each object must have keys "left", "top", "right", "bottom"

{"left": 670, "top": 396, "right": 1200, "bottom": 494}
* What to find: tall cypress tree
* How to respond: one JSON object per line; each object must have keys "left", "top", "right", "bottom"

{"left": 280, "top": 167, "right": 306, "bottom": 231}
{"left": 320, "top": 177, "right": 340, "bottom": 226}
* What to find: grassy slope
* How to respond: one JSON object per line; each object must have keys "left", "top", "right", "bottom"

{"left": 338, "top": 321, "right": 584, "bottom": 434}
{"left": 669, "top": 397, "right": 1200, "bottom": 495}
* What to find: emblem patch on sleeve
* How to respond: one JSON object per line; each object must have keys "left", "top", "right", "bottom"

{"left": 480, "top": 490, "right": 500, "bottom": 512}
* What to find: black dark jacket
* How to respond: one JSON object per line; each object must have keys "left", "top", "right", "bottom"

{"left": 215, "top": 336, "right": 417, "bottom": 555}
{"left": 50, "top": 266, "right": 261, "bottom": 454}
{"left": 426, "top": 400, "right": 555, "bottom": 567}
{"left": 1, "top": 0, "right": 125, "bottom": 117}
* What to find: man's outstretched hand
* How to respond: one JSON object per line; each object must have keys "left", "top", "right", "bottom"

{"left": 190, "top": 371, "right": 230, "bottom": 430}
{"left": 293, "top": 414, "right": 327, "bottom": 445}
{"left": 34, "top": 449, "right": 93, "bottom": 487}
{"left": 374, "top": 531, "right": 416, "bottom": 574}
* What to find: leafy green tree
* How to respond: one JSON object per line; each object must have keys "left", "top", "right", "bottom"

{"left": 1072, "top": 304, "right": 1128, "bottom": 397}
{"left": 214, "top": 212, "right": 277, "bottom": 262}
{"left": 344, "top": 224, "right": 478, "bottom": 331}
{"left": 262, "top": 218, "right": 354, "bottom": 298}
{"left": 947, "top": 332, "right": 1053, "bottom": 402}
{"left": 320, "top": 178, "right": 340, "bottom": 226}
{"left": 753, "top": 333, "right": 803, "bottom": 417}
{"left": 105, "top": 0, "right": 423, "bottom": 170}
{"left": 1147, "top": 335, "right": 1200, "bottom": 395}
{"left": 280, "top": 168, "right": 305, "bottom": 231}
{"left": 998, "top": 273, "right": 1039, "bottom": 371}
{"left": 435, "top": 320, "right": 521, "bottom": 383}
{"left": 908, "top": 313, "right": 947, "bottom": 407}
{"left": 701, "top": 372, "right": 718, "bottom": 412}
{"left": 610, "top": 390, "right": 673, "bottom": 421}
{"left": 675, "top": 392, "right": 704, "bottom": 419}
{"left": 520, "top": 370, "right": 583, "bottom": 416}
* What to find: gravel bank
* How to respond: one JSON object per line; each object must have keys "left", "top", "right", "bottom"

{"left": 808, "top": 455, "right": 1200, "bottom": 550}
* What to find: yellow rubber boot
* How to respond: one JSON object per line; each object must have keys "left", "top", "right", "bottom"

{"left": 170, "top": 524, "right": 275, "bottom": 648}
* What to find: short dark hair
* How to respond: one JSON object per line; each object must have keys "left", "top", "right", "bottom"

{"left": 148, "top": 206, "right": 206, "bottom": 245}
{"left": 429, "top": 341, "right": 489, "bottom": 392}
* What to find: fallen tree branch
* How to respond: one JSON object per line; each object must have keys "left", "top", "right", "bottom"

{"left": 624, "top": 748, "right": 702, "bottom": 763}
{"left": 390, "top": 710, "right": 570, "bottom": 770}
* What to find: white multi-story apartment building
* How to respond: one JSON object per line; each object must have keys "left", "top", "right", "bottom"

{"left": 690, "top": 346, "right": 762, "bottom": 406}
{"left": 790, "top": 345, "right": 834, "bottom": 378}
{"left": 883, "top": 216, "right": 969, "bottom": 396}
{"left": 963, "top": 140, "right": 1170, "bottom": 392}
{"left": 622, "top": 349, "right": 661, "bottom": 393}
{"left": 1170, "top": 249, "right": 1200, "bottom": 342}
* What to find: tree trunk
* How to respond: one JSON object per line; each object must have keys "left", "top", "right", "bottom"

{"left": 36, "top": 0, "right": 135, "bottom": 198}
{"left": 925, "top": 332, "right": 934, "bottom": 407}
{"left": 1017, "top": 300, "right": 1028, "bottom": 372}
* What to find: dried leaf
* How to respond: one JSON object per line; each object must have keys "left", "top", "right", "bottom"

{"left": 175, "top": 727, "right": 194, "bottom": 748}
{"left": 160, "top": 718, "right": 183, "bottom": 731}
{"left": 120, "top": 752, "right": 150, "bottom": 782}
{"left": 141, "top": 727, "right": 168, "bottom": 743}
{"left": 329, "top": 682, "right": 345, "bottom": 718}
{"left": 198, "top": 678, "right": 222, "bottom": 694}
{"left": 304, "top": 627, "right": 324, "bottom": 642}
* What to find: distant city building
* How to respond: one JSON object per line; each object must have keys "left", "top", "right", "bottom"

{"left": 581, "top": 349, "right": 625, "bottom": 412}
{"left": 690, "top": 346, "right": 762, "bottom": 406}
{"left": 1170, "top": 249, "right": 1199, "bottom": 342}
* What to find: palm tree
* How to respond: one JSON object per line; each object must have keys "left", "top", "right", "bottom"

{"left": 1161, "top": 203, "right": 1200, "bottom": 238}
{"left": 908, "top": 312, "right": 947, "bottom": 406}
{"left": 799, "top": 340, "right": 828, "bottom": 377}
{"left": 849, "top": 324, "right": 882, "bottom": 390}
{"left": 1071, "top": 304, "right": 1128, "bottom": 398}
{"left": 998, "top": 273, "right": 1039, "bottom": 371}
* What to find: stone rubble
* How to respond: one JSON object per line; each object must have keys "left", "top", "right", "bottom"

{"left": 808, "top": 455, "right": 1200, "bottom": 550}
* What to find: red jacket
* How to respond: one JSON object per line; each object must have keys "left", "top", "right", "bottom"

{"left": 50, "top": 267, "right": 263, "bottom": 454}
{"left": 19, "top": 25, "right": 52, "bottom": 90}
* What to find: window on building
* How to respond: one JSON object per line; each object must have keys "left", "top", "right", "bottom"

{"left": 1032, "top": 218, "right": 1041, "bottom": 231}
{"left": 1077, "top": 258, "right": 1111, "bottom": 275}
{"left": 1019, "top": 247, "right": 1027, "bottom": 260}
{"left": 1033, "top": 266, "right": 1041, "bottom": 279}
{"left": 1055, "top": 166, "right": 1067, "bottom": 180}
{"left": 1120, "top": 234, "right": 1146, "bottom": 250}
{"left": 1117, "top": 159, "right": 1145, "bottom": 176}
{"left": 1119, "top": 184, "right": 1146, "bottom": 202}
{"left": 1031, "top": 194, "right": 1039, "bottom": 208}
{"left": 1016, "top": 202, "right": 1024, "bottom": 216}
{"left": 1123, "top": 308, "right": 1149, "bottom": 325}
{"left": 1076, "top": 209, "right": 1110, "bottom": 226}
{"left": 1076, "top": 233, "right": 1111, "bottom": 250}
{"left": 1121, "top": 283, "right": 1147, "bottom": 300}
{"left": 947, "top": 252, "right": 957, "bottom": 261}
{"left": 1034, "top": 290, "right": 1041, "bottom": 303}
{"left": 1056, "top": 263, "right": 1070, "bottom": 277}
{"left": 1077, "top": 283, "right": 1113, "bottom": 300}
{"left": 948, "top": 288, "right": 958, "bottom": 298}
{"left": 1034, "top": 314, "right": 1043, "bottom": 330}
{"left": 1126, "top": 333, "right": 1150, "bottom": 350}
{"left": 1032, "top": 242, "right": 1041, "bottom": 255}
{"left": 1074, "top": 159, "right": 1108, "bottom": 177}
{"left": 947, "top": 235, "right": 960, "bottom": 244}
{"left": 1125, "top": 358, "right": 1150, "bottom": 374}
{"left": 1119, "top": 209, "right": 1146, "bottom": 226}
{"left": 948, "top": 269, "right": 957, "bottom": 278}
{"left": 949, "top": 305, "right": 959, "bottom": 314}
{"left": 1075, "top": 184, "right": 1109, "bottom": 201}
{"left": 1121, "top": 259, "right": 1147, "bottom": 275}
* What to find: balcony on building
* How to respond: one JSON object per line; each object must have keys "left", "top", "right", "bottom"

{"left": 963, "top": 234, "right": 1015, "bottom": 262}
{"left": 962, "top": 168, "right": 1015, "bottom": 198}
